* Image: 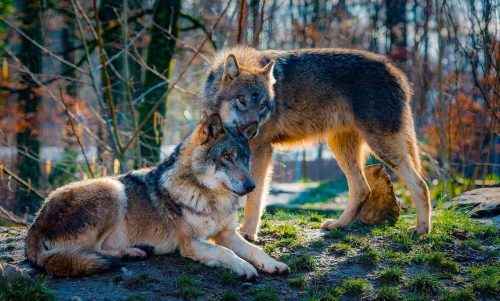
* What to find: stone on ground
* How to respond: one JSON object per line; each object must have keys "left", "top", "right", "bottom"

{"left": 358, "top": 164, "right": 400, "bottom": 225}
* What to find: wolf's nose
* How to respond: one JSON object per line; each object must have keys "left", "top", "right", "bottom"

{"left": 238, "top": 121, "right": 258, "bottom": 139}
{"left": 244, "top": 179, "right": 256, "bottom": 193}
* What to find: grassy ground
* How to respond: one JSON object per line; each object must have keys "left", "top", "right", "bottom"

{"left": 0, "top": 205, "right": 498, "bottom": 300}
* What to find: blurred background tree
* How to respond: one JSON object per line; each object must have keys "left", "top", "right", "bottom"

{"left": 0, "top": 0, "right": 498, "bottom": 215}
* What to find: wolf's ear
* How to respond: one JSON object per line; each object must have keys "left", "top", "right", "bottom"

{"left": 223, "top": 54, "right": 240, "bottom": 80}
{"left": 200, "top": 113, "right": 225, "bottom": 144}
{"left": 261, "top": 60, "right": 276, "bottom": 83}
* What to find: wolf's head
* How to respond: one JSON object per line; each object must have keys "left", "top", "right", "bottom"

{"left": 203, "top": 54, "right": 275, "bottom": 139}
{"left": 187, "top": 113, "right": 255, "bottom": 196}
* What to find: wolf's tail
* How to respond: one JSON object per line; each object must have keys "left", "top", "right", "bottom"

{"left": 26, "top": 235, "right": 121, "bottom": 277}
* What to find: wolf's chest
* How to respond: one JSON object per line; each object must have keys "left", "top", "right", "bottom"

{"left": 183, "top": 210, "right": 234, "bottom": 239}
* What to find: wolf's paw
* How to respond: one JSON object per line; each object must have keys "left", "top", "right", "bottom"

{"left": 121, "top": 247, "right": 148, "bottom": 261}
{"left": 408, "top": 225, "right": 431, "bottom": 235}
{"left": 321, "top": 219, "right": 347, "bottom": 231}
{"left": 232, "top": 259, "right": 258, "bottom": 281}
{"left": 239, "top": 228, "right": 258, "bottom": 242}
{"left": 259, "top": 259, "right": 289, "bottom": 275}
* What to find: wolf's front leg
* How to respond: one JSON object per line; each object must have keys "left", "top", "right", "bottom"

{"left": 240, "top": 143, "right": 273, "bottom": 241}
{"left": 215, "top": 229, "right": 289, "bottom": 275}
{"left": 179, "top": 238, "right": 257, "bottom": 280}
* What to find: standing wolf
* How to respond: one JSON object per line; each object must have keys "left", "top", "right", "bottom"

{"left": 202, "top": 47, "right": 431, "bottom": 240}
{"left": 25, "top": 114, "right": 288, "bottom": 278}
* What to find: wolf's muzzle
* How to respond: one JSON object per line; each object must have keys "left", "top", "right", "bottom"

{"left": 238, "top": 121, "right": 259, "bottom": 139}
{"left": 243, "top": 179, "right": 256, "bottom": 194}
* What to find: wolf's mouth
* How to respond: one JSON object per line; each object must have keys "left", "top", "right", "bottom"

{"left": 221, "top": 182, "right": 247, "bottom": 196}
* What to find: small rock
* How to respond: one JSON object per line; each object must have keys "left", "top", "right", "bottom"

{"left": 121, "top": 267, "right": 133, "bottom": 275}
{"left": 358, "top": 164, "right": 400, "bottom": 225}
{"left": 447, "top": 188, "right": 500, "bottom": 218}
{"left": 242, "top": 282, "right": 253, "bottom": 288}
{"left": 0, "top": 255, "right": 15, "bottom": 263}
{"left": 0, "top": 263, "right": 29, "bottom": 283}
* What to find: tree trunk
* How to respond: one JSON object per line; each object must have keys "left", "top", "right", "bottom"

{"left": 385, "top": 0, "right": 407, "bottom": 63}
{"left": 16, "top": 0, "right": 42, "bottom": 214}
{"left": 139, "top": 0, "right": 181, "bottom": 164}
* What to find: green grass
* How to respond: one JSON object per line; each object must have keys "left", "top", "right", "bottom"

{"left": 381, "top": 250, "right": 414, "bottom": 265}
{"left": 123, "top": 273, "right": 156, "bottom": 290}
{"left": 261, "top": 223, "right": 300, "bottom": 239}
{"left": 416, "top": 251, "right": 460, "bottom": 273}
{"left": 327, "top": 242, "right": 354, "bottom": 256}
{"left": 468, "top": 263, "right": 500, "bottom": 295}
{"left": 377, "top": 267, "right": 404, "bottom": 283}
{"left": 438, "top": 287, "right": 476, "bottom": 301}
{"left": 324, "top": 229, "right": 345, "bottom": 239}
{"left": 289, "top": 254, "right": 317, "bottom": 272}
{"left": 0, "top": 277, "right": 55, "bottom": 301}
{"left": 374, "top": 286, "right": 405, "bottom": 301}
{"left": 341, "top": 234, "right": 366, "bottom": 248}
{"left": 112, "top": 275, "right": 124, "bottom": 284}
{"left": 124, "top": 296, "right": 148, "bottom": 301}
{"left": 407, "top": 272, "right": 441, "bottom": 296}
{"left": 219, "top": 291, "right": 241, "bottom": 301}
{"left": 358, "top": 246, "right": 381, "bottom": 265}
{"left": 219, "top": 269, "right": 237, "bottom": 284}
{"left": 173, "top": 274, "right": 203, "bottom": 299}
{"left": 288, "top": 275, "right": 307, "bottom": 288}
{"left": 339, "top": 278, "right": 372, "bottom": 296}
{"left": 249, "top": 286, "right": 280, "bottom": 301}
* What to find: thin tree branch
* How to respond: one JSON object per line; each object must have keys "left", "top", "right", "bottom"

{"left": 122, "top": 0, "right": 234, "bottom": 151}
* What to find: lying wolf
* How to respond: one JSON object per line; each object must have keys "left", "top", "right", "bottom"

{"left": 202, "top": 47, "right": 431, "bottom": 240}
{"left": 25, "top": 114, "right": 289, "bottom": 278}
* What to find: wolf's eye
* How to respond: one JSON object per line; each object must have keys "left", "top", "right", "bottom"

{"left": 237, "top": 96, "right": 246, "bottom": 106}
{"left": 260, "top": 103, "right": 266, "bottom": 110}
{"left": 223, "top": 153, "right": 232, "bottom": 161}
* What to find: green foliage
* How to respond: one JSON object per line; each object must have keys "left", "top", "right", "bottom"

{"left": 374, "top": 286, "right": 405, "bottom": 301}
{"left": 261, "top": 223, "right": 299, "bottom": 239}
{"left": 218, "top": 291, "right": 241, "bottom": 301}
{"left": 324, "top": 229, "right": 345, "bottom": 239}
{"left": 47, "top": 150, "right": 80, "bottom": 187}
{"left": 339, "top": 278, "right": 372, "bottom": 296}
{"left": 173, "top": 274, "right": 202, "bottom": 299}
{"left": 468, "top": 263, "right": 500, "bottom": 295}
{"left": 416, "top": 251, "right": 460, "bottom": 273}
{"left": 219, "top": 269, "right": 237, "bottom": 285}
{"left": 289, "top": 254, "right": 317, "bottom": 272}
{"left": 288, "top": 275, "right": 307, "bottom": 288}
{"left": 0, "top": 277, "right": 55, "bottom": 301}
{"left": 380, "top": 250, "right": 414, "bottom": 265}
{"left": 377, "top": 267, "right": 404, "bottom": 283}
{"left": 358, "top": 246, "right": 381, "bottom": 265}
{"left": 327, "top": 242, "right": 354, "bottom": 256}
{"left": 407, "top": 273, "right": 441, "bottom": 296}
{"left": 249, "top": 286, "right": 280, "bottom": 301}
{"left": 341, "top": 234, "right": 366, "bottom": 248}
{"left": 438, "top": 287, "right": 476, "bottom": 301}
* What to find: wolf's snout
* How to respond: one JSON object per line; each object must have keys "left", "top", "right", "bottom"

{"left": 244, "top": 179, "right": 256, "bottom": 193}
{"left": 238, "top": 121, "right": 259, "bottom": 139}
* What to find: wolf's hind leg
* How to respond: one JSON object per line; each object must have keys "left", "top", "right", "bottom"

{"left": 240, "top": 143, "right": 273, "bottom": 241}
{"left": 362, "top": 128, "right": 431, "bottom": 234}
{"left": 322, "top": 129, "right": 371, "bottom": 230}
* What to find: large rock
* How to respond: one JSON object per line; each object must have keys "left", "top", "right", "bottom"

{"left": 446, "top": 188, "right": 500, "bottom": 218}
{"left": 358, "top": 164, "right": 400, "bottom": 225}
